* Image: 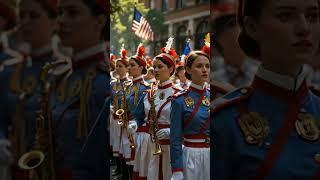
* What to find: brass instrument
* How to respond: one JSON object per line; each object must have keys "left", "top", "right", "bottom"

{"left": 17, "top": 60, "right": 68, "bottom": 180}
{"left": 148, "top": 83, "right": 162, "bottom": 155}
{"left": 115, "top": 81, "right": 136, "bottom": 149}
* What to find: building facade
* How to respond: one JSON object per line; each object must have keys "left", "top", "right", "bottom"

{"left": 139, "top": 0, "right": 210, "bottom": 56}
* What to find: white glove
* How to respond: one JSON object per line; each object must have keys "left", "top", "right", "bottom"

{"left": 156, "top": 128, "right": 170, "bottom": 140}
{"left": 0, "top": 139, "right": 12, "bottom": 165}
{"left": 171, "top": 172, "right": 183, "bottom": 180}
{"left": 127, "top": 121, "right": 138, "bottom": 134}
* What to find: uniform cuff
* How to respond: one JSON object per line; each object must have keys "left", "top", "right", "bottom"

{"left": 172, "top": 168, "right": 183, "bottom": 173}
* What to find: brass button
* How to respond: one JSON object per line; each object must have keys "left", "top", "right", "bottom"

{"left": 240, "top": 88, "right": 248, "bottom": 94}
{"left": 315, "top": 153, "right": 320, "bottom": 163}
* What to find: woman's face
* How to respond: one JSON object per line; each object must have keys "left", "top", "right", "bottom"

{"left": 153, "top": 59, "right": 171, "bottom": 82}
{"left": 177, "top": 68, "right": 186, "bottom": 80}
{"left": 115, "top": 61, "right": 128, "bottom": 78}
{"left": 247, "top": 0, "right": 320, "bottom": 65}
{"left": 58, "top": 0, "right": 103, "bottom": 52}
{"left": 187, "top": 55, "right": 210, "bottom": 86}
{"left": 128, "top": 59, "right": 142, "bottom": 78}
{"left": 19, "top": 0, "right": 57, "bottom": 49}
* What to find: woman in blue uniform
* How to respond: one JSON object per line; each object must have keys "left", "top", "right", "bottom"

{"left": 52, "top": 0, "right": 109, "bottom": 179}
{"left": 124, "top": 43, "right": 150, "bottom": 179}
{"left": 110, "top": 47, "right": 129, "bottom": 177}
{"left": 170, "top": 44, "right": 210, "bottom": 180}
{"left": 211, "top": 0, "right": 320, "bottom": 179}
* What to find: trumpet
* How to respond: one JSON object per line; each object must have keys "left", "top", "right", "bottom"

{"left": 115, "top": 81, "right": 136, "bottom": 149}
{"left": 148, "top": 83, "right": 162, "bottom": 155}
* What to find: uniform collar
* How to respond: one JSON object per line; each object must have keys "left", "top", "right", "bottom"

{"left": 73, "top": 43, "right": 106, "bottom": 61}
{"left": 253, "top": 65, "right": 309, "bottom": 100}
{"left": 158, "top": 79, "right": 172, "bottom": 89}
{"left": 256, "top": 65, "right": 309, "bottom": 91}
{"left": 189, "top": 82, "right": 206, "bottom": 94}
{"left": 72, "top": 43, "right": 106, "bottom": 69}
{"left": 133, "top": 76, "right": 143, "bottom": 84}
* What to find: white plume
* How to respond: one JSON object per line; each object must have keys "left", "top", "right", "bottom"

{"left": 164, "top": 37, "right": 174, "bottom": 53}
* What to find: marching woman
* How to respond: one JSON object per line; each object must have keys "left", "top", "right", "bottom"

{"left": 211, "top": 0, "right": 320, "bottom": 179}
{"left": 123, "top": 43, "right": 150, "bottom": 179}
{"left": 129, "top": 37, "right": 182, "bottom": 180}
{"left": 52, "top": 0, "right": 110, "bottom": 179}
{"left": 170, "top": 43, "right": 210, "bottom": 180}
{"left": 110, "top": 47, "right": 129, "bottom": 177}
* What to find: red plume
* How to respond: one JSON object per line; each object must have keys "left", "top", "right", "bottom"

{"left": 137, "top": 44, "right": 146, "bottom": 57}
{"left": 110, "top": 54, "right": 116, "bottom": 62}
{"left": 201, "top": 45, "right": 210, "bottom": 57}
{"left": 169, "top": 49, "right": 178, "bottom": 59}
{"left": 121, "top": 49, "right": 127, "bottom": 59}
{"left": 161, "top": 47, "right": 165, "bottom": 53}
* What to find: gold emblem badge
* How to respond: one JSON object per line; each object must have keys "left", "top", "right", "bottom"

{"left": 202, "top": 97, "right": 210, "bottom": 106}
{"left": 68, "top": 78, "right": 82, "bottom": 97}
{"left": 22, "top": 76, "right": 37, "bottom": 94}
{"left": 238, "top": 112, "right": 269, "bottom": 145}
{"left": 295, "top": 113, "right": 320, "bottom": 142}
{"left": 159, "top": 92, "right": 165, "bottom": 100}
{"left": 184, "top": 96, "right": 194, "bottom": 107}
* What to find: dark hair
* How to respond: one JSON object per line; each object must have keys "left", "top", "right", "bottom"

{"left": 155, "top": 57, "right": 175, "bottom": 77}
{"left": 34, "top": 0, "right": 58, "bottom": 19}
{"left": 130, "top": 57, "right": 148, "bottom": 75}
{"left": 237, "top": 0, "right": 265, "bottom": 58}
{"left": 81, "top": 0, "right": 109, "bottom": 41}
{"left": 116, "top": 58, "right": 129, "bottom": 67}
{"left": 212, "top": 14, "right": 237, "bottom": 54}
{"left": 175, "top": 66, "right": 184, "bottom": 78}
{"left": 184, "top": 52, "right": 209, "bottom": 80}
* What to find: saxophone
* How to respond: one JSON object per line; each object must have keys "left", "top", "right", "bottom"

{"left": 115, "top": 81, "right": 136, "bottom": 149}
{"left": 148, "top": 83, "right": 162, "bottom": 155}
{"left": 17, "top": 60, "right": 68, "bottom": 180}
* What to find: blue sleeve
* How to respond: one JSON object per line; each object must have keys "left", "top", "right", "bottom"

{"left": 133, "top": 92, "right": 147, "bottom": 126}
{"left": 170, "top": 97, "right": 183, "bottom": 172}
{"left": 211, "top": 110, "right": 235, "bottom": 180}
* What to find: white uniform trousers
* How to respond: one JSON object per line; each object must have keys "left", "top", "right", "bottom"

{"left": 147, "top": 142, "right": 171, "bottom": 180}
{"left": 182, "top": 146, "right": 210, "bottom": 180}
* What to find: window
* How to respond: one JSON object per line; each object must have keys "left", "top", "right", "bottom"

{"left": 161, "top": 0, "right": 168, "bottom": 12}
{"left": 176, "top": 0, "right": 185, "bottom": 9}
{"left": 176, "top": 25, "right": 187, "bottom": 54}
{"left": 194, "top": 20, "right": 209, "bottom": 49}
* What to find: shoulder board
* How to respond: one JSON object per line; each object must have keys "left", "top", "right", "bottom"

{"left": 172, "top": 89, "right": 188, "bottom": 98}
{"left": 310, "top": 85, "right": 320, "bottom": 97}
{"left": 211, "top": 87, "right": 253, "bottom": 114}
{"left": 140, "top": 81, "right": 150, "bottom": 86}
{"left": 211, "top": 80, "right": 235, "bottom": 94}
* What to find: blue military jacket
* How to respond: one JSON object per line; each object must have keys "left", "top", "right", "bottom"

{"left": 52, "top": 44, "right": 110, "bottom": 180}
{"left": 170, "top": 82, "right": 210, "bottom": 172}
{"left": 211, "top": 66, "right": 320, "bottom": 180}
{"left": 127, "top": 76, "right": 150, "bottom": 125}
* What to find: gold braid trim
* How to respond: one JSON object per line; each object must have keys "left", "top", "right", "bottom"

{"left": 9, "top": 63, "right": 23, "bottom": 93}
{"left": 77, "top": 68, "right": 96, "bottom": 139}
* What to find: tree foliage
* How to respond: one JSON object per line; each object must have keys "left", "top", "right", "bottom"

{"left": 110, "top": 0, "right": 166, "bottom": 56}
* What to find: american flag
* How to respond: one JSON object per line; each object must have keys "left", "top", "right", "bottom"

{"left": 131, "top": 7, "right": 154, "bottom": 41}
